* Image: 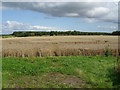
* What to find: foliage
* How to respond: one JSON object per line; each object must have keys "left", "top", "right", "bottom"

{"left": 12, "top": 31, "right": 114, "bottom": 37}
{"left": 1, "top": 31, "right": 119, "bottom": 37}
{"left": 104, "top": 49, "right": 111, "bottom": 57}
{"left": 1, "top": 35, "right": 14, "bottom": 38}
{"left": 104, "top": 44, "right": 111, "bottom": 57}
{"left": 112, "top": 31, "right": 120, "bottom": 35}
{"left": 2, "top": 56, "right": 118, "bottom": 88}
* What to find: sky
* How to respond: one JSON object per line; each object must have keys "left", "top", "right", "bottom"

{"left": 1, "top": 1, "right": 119, "bottom": 34}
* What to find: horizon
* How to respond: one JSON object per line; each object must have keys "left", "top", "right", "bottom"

{"left": 0, "top": 30, "right": 116, "bottom": 35}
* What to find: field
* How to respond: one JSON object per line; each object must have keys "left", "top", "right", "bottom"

{"left": 2, "top": 56, "right": 118, "bottom": 88}
{"left": 1, "top": 36, "right": 120, "bottom": 88}
{"left": 1, "top": 35, "right": 14, "bottom": 38}
{"left": 1, "top": 36, "right": 119, "bottom": 57}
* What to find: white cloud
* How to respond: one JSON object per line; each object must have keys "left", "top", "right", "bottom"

{"left": 31, "top": 25, "right": 57, "bottom": 30}
{"left": 86, "top": 7, "right": 110, "bottom": 18}
{"left": 85, "top": 18, "right": 98, "bottom": 23}
{"left": 97, "top": 25, "right": 118, "bottom": 30}
{"left": 2, "top": 21, "right": 58, "bottom": 34}
{"left": 2, "top": 2, "right": 118, "bottom": 23}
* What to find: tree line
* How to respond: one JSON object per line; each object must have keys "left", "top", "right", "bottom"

{"left": 12, "top": 30, "right": 120, "bottom": 37}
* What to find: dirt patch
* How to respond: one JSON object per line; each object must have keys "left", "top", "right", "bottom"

{"left": 4, "top": 71, "right": 91, "bottom": 88}
{"left": 44, "top": 72, "right": 89, "bottom": 87}
{"left": 62, "top": 75, "right": 84, "bottom": 86}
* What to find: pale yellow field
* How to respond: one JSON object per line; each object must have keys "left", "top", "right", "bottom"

{"left": 1, "top": 36, "right": 119, "bottom": 57}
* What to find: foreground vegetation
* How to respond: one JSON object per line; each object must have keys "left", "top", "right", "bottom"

{"left": 2, "top": 56, "right": 119, "bottom": 88}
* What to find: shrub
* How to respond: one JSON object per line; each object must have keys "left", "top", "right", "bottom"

{"left": 104, "top": 49, "right": 111, "bottom": 57}
{"left": 104, "top": 44, "right": 111, "bottom": 57}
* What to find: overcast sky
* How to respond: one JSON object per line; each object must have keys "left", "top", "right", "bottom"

{"left": 1, "top": 1, "right": 118, "bottom": 34}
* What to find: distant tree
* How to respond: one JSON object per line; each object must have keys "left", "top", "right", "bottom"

{"left": 12, "top": 31, "right": 114, "bottom": 37}
{"left": 50, "top": 31, "right": 54, "bottom": 36}
{"left": 112, "top": 31, "right": 120, "bottom": 35}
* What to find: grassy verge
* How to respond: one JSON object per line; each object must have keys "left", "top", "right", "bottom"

{"left": 2, "top": 56, "right": 118, "bottom": 88}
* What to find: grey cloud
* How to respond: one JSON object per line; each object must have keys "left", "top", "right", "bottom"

{"left": 2, "top": 2, "right": 118, "bottom": 23}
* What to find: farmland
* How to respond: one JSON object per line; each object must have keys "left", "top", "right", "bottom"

{"left": 1, "top": 1, "right": 119, "bottom": 88}
{"left": 1, "top": 36, "right": 119, "bottom": 57}
{"left": 1, "top": 35, "right": 120, "bottom": 88}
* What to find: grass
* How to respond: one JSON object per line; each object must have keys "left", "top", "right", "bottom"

{"left": 1, "top": 35, "right": 15, "bottom": 38}
{"left": 2, "top": 56, "right": 118, "bottom": 88}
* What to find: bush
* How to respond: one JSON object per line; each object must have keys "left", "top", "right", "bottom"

{"left": 104, "top": 49, "right": 111, "bottom": 57}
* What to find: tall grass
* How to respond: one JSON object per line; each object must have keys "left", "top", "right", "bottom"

{"left": 2, "top": 48, "right": 119, "bottom": 57}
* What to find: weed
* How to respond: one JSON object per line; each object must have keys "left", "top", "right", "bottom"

{"left": 2, "top": 56, "right": 118, "bottom": 88}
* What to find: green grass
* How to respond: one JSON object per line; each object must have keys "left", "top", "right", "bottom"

{"left": 2, "top": 56, "right": 118, "bottom": 88}
{"left": 1, "top": 35, "right": 14, "bottom": 38}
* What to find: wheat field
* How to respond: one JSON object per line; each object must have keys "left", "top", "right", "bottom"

{"left": 1, "top": 36, "right": 119, "bottom": 57}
